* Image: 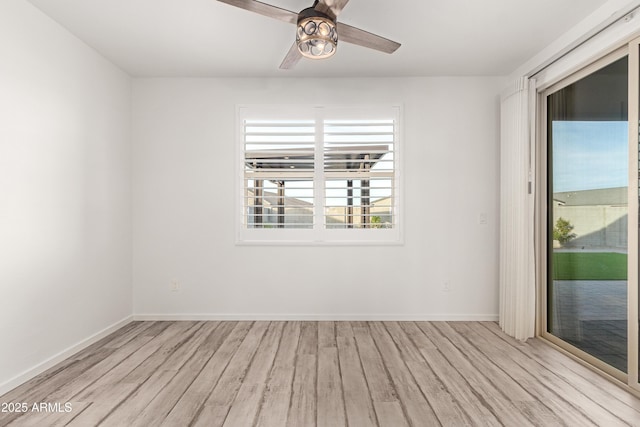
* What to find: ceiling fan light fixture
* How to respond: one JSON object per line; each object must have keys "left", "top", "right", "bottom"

{"left": 296, "top": 8, "right": 337, "bottom": 59}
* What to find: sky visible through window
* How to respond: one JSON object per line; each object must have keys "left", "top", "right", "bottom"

{"left": 553, "top": 121, "right": 628, "bottom": 193}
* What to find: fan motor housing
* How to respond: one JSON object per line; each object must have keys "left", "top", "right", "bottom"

{"left": 296, "top": 7, "right": 338, "bottom": 59}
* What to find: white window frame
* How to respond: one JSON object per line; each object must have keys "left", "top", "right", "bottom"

{"left": 236, "top": 104, "right": 403, "bottom": 245}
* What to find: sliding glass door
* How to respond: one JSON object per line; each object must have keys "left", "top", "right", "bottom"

{"left": 544, "top": 51, "right": 637, "bottom": 384}
{"left": 632, "top": 40, "right": 640, "bottom": 388}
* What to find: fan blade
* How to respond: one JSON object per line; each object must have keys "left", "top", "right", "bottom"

{"left": 314, "top": 0, "right": 350, "bottom": 19}
{"left": 280, "top": 42, "right": 303, "bottom": 69}
{"left": 217, "top": 0, "right": 297, "bottom": 24}
{"left": 337, "top": 23, "right": 401, "bottom": 54}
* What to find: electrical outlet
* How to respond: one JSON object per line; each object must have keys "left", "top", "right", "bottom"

{"left": 443, "top": 281, "right": 451, "bottom": 292}
{"left": 170, "top": 280, "right": 181, "bottom": 292}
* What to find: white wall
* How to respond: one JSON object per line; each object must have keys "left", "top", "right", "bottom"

{"left": 509, "top": 0, "right": 640, "bottom": 82}
{"left": 132, "top": 77, "right": 504, "bottom": 320}
{"left": 0, "top": 0, "right": 132, "bottom": 392}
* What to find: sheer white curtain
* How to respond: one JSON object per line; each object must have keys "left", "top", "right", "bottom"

{"left": 499, "top": 77, "right": 536, "bottom": 341}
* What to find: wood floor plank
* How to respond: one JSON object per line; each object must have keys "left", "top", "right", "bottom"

{"left": 0, "top": 347, "right": 117, "bottom": 427}
{"left": 100, "top": 321, "right": 157, "bottom": 350}
{"left": 437, "top": 322, "right": 536, "bottom": 403}
{"left": 50, "top": 321, "right": 150, "bottom": 369}
{"left": 71, "top": 321, "right": 155, "bottom": 361}
{"left": 0, "top": 322, "right": 150, "bottom": 405}
{"left": 318, "top": 321, "right": 336, "bottom": 349}
{"left": 151, "top": 321, "right": 217, "bottom": 372}
{"left": 351, "top": 322, "right": 408, "bottom": 427}
{"left": 191, "top": 321, "right": 270, "bottom": 427}
{"left": 118, "top": 322, "right": 204, "bottom": 385}
{"left": 436, "top": 321, "right": 563, "bottom": 426}
{"left": 0, "top": 323, "right": 172, "bottom": 426}
{"left": 65, "top": 383, "right": 140, "bottom": 427}
{"left": 286, "top": 322, "right": 318, "bottom": 427}
{"left": 317, "top": 347, "right": 347, "bottom": 427}
{"left": 131, "top": 322, "right": 234, "bottom": 427}
{"left": 399, "top": 322, "right": 502, "bottom": 427}
{"left": 417, "top": 322, "right": 538, "bottom": 427}
{"left": 317, "top": 322, "right": 347, "bottom": 427}
{"left": 465, "top": 322, "right": 628, "bottom": 426}
{"left": 222, "top": 321, "right": 285, "bottom": 427}
{"left": 99, "top": 370, "right": 177, "bottom": 427}
{"left": 38, "top": 322, "right": 170, "bottom": 405}
{"left": 98, "top": 322, "right": 217, "bottom": 427}
{"left": 65, "top": 322, "right": 202, "bottom": 426}
{"left": 4, "top": 320, "right": 640, "bottom": 427}
{"left": 255, "top": 322, "right": 301, "bottom": 427}
{"left": 335, "top": 322, "right": 379, "bottom": 427}
{"left": 448, "top": 321, "right": 599, "bottom": 427}
{"left": 71, "top": 322, "right": 195, "bottom": 403}
{"left": 383, "top": 322, "right": 471, "bottom": 426}
{"left": 160, "top": 322, "right": 254, "bottom": 426}
{"left": 367, "top": 321, "right": 441, "bottom": 427}
{"left": 484, "top": 321, "right": 640, "bottom": 414}
{"left": 527, "top": 338, "right": 640, "bottom": 412}
{"left": 477, "top": 322, "right": 639, "bottom": 426}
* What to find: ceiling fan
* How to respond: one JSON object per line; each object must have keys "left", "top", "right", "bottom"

{"left": 217, "top": 0, "right": 401, "bottom": 69}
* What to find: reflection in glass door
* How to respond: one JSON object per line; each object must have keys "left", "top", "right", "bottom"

{"left": 547, "top": 56, "right": 629, "bottom": 373}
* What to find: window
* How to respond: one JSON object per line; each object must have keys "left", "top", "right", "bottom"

{"left": 237, "top": 105, "right": 401, "bottom": 244}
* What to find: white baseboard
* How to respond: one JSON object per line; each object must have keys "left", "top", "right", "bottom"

{"left": 0, "top": 315, "right": 133, "bottom": 397}
{"left": 133, "top": 313, "right": 499, "bottom": 322}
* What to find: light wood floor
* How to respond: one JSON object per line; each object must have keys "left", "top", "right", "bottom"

{"left": 2, "top": 321, "right": 640, "bottom": 426}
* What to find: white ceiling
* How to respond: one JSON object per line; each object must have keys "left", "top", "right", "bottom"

{"left": 26, "top": 0, "right": 610, "bottom": 77}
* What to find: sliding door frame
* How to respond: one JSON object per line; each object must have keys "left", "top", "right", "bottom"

{"left": 629, "top": 36, "right": 639, "bottom": 392}
{"left": 536, "top": 44, "right": 640, "bottom": 390}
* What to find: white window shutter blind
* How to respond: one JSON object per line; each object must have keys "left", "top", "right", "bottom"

{"left": 323, "top": 119, "right": 396, "bottom": 229}
{"left": 243, "top": 119, "right": 316, "bottom": 229}
{"left": 238, "top": 106, "right": 401, "bottom": 244}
